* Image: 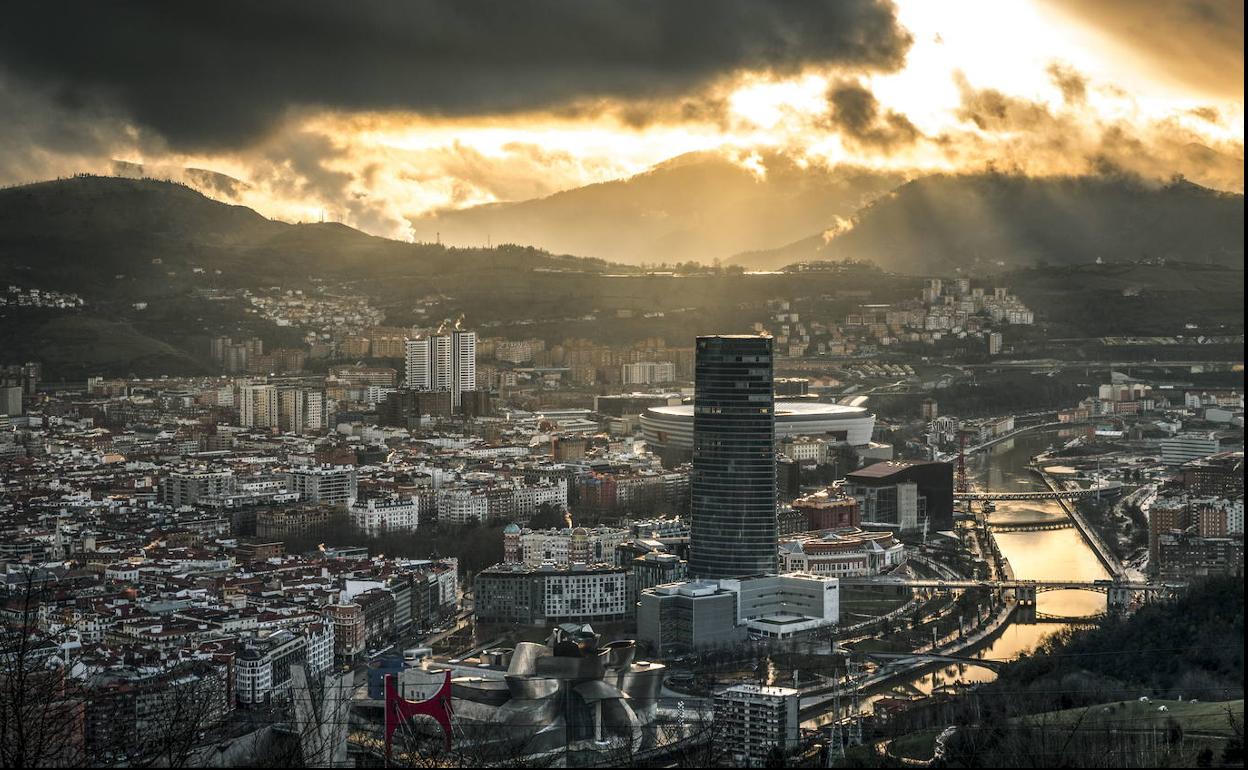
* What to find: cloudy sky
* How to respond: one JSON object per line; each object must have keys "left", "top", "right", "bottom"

{"left": 1, "top": 0, "right": 1242, "bottom": 240}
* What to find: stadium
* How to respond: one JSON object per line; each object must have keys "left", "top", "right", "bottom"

{"left": 640, "top": 401, "right": 876, "bottom": 454}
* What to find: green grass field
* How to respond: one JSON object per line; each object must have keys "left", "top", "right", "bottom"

{"left": 1017, "top": 698, "right": 1244, "bottom": 736}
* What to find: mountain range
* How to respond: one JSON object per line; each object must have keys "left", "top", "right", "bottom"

{"left": 411, "top": 152, "right": 905, "bottom": 266}
{"left": 732, "top": 172, "right": 1245, "bottom": 272}
{"left": 0, "top": 175, "right": 601, "bottom": 297}
{"left": 412, "top": 152, "right": 1243, "bottom": 271}
{"left": 1, "top": 165, "right": 1243, "bottom": 296}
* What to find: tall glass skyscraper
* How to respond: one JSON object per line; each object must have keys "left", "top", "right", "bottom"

{"left": 689, "top": 335, "right": 777, "bottom": 579}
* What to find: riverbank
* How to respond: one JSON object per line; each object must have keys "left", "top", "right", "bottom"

{"left": 800, "top": 599, "right": 1018, "bottom": 719}
{"left": 1030, "top": 460, "right": 1127, "bottom": 579}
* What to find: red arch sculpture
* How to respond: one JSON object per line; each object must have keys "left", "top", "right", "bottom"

{"left": 384, "top": 669, "right": 455, "bottom": 761}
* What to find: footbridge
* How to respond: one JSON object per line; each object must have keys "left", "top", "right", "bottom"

{"left": 955, "top": 484, "right": 1122, "bottom": 502}
{"left": 987, "top": 519, "right": 1075, "bottom": 532}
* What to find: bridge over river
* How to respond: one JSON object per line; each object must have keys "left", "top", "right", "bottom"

{"left": 955, "top": 483, "right": 1123, "bottom": 502}
{"left": 838, "top": 576, "right": 1182, "bottom": 609}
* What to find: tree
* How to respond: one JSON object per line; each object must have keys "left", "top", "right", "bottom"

{"left": 529, "top": 502, "right": 568, "bottom": 530}
{"left": 0, "top": 570, "right": 89, "bottom": 769}
{"left": 1, "top": 569, "right": 229, "bottom": 769}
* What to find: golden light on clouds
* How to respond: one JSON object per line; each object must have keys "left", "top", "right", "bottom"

{"left": 5, "top": 0, "right": 1242, "bottom": 242}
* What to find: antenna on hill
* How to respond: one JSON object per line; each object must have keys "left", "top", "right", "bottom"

{"left": 487, "top": 233, "right": 492, "bottom": 249}
{"left": 320, "top": 209, "right": 325, "bottom": 223}
{"left": 436, "top": 231, "right": 441, "bottom": 246}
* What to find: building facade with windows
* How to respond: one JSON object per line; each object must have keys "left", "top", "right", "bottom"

{"left": 473, "top": 563, "right": 630, "bottom": 625}
{"left": 689, "top": 335, "right": 777, "bottom": 579}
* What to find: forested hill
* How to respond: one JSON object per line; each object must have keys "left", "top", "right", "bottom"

{"left": 0, "top": 175, "right": 612, "bottom": 297}
{"left": 733, "top": 173, "right": 1246, "bottom": 273}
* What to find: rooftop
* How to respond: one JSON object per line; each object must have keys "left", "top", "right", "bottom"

{"left": 647, "top": 401, "right": 868, "bottom": 419}
{"left": 847, "top": 459, "right": 948, "bottom": 479}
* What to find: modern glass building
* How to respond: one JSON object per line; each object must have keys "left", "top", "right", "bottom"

{"left": 689, "top": 335, "right": 777, "bottom": 579}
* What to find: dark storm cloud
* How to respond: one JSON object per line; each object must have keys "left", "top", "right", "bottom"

{"left": 1042, "top": 0, "right": 1243, "bottom": 98}
{"left": 0, "top": 73, "right": 143, "bottom": 181}
{"left": 0, "top": 0, "right": 912, "bottom": 151}
{"left": 824, "top": 80, "right": 920, "bottom": 151}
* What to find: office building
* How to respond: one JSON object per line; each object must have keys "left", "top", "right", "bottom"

{"left": 720, "top": 572, "right": 840, "bottom": 640}
{"left": 638, "top": 572, "right": 839, "bottom": 651}
{"left": 715, "top": 684, "right": 800, "bottom": 767}
{"left": 845, "top": 460, "right": 954, "bottom": 532}
{"left": 689, "top": 335, "right": 777, "bottom": 579}
{"left": 637, "top": 580, "right": 747, "bottom": 655}
{"left": 378, "top": 388, "right": 452, "bottom": 428}
{"left": 1161, "top": 433, "right": 1220, "bottom": 465}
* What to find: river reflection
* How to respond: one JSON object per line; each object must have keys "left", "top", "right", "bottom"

{"left": 973, "top": 429, "right": 1109, "bottom": 653}
{"left": 807, "top": 429, "right": 1111, "bottom": 725}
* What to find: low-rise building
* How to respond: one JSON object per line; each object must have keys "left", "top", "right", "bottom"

{"left": 778, "top": 527, "right": 906, "bottom": 577}
{"left": 474, "top": 562, "right": 630, "bottom": 625}
{"left": 1160, "top": 433, "right": 1220, "bottom": 465}
{"left": 285, "top": 465, "right": 358, "bottom": 505}
{"left": 636, "top": 580, "right": 745, "bottom": 655}
{"left": 638, "top": 572, "right": 839, "bottom": 652}
{"left": 349, "top": 494, "right": 426, "bottom": 535}
{"left": 791, "top": 488, "right": 860, "bottom": 530}
{"left": 502, "top": 524, "right": 630, "bottom": 566}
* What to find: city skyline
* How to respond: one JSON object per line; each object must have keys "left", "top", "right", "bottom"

{"left": 0, "top": 3, "right": 1241, "bottom": 768}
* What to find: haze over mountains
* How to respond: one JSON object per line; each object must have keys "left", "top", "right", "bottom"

{"left": 1, "top": 162, "right": 1244, "bottom": 290}
{"left": 733, "top": 172, "right": 1246, "bottom": 273}
{"left": 412, "top": 151, "right": 1243, "bottom": 271}
{"left": 411, "top": 152, "right": 905, "bottom": 266}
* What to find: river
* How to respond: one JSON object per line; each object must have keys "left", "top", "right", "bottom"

{"left": 808, "top": 428, "right": 1110, "bottom": 722}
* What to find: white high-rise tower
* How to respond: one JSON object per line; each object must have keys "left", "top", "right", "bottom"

{"left": 451, "top": 330, "right": 476, "bottom": 408}
{"left": 405, "top": 337, "right": 433, "bottom": 390}
{"left": 404, "top": 329, "right": 476, "bottom": 410}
